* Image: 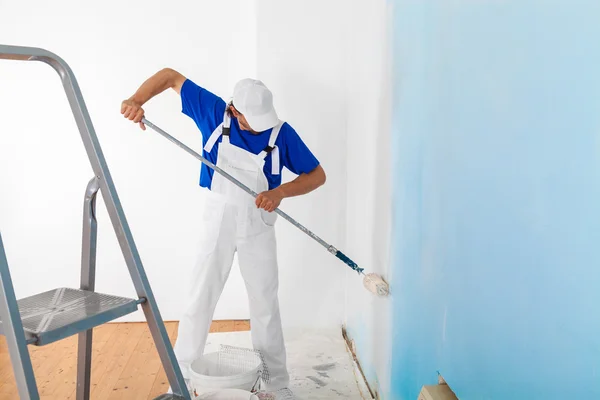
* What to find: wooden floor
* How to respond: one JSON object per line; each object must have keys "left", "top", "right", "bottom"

{"left": 0, "top": 320, "right": 250, "bottom": 400}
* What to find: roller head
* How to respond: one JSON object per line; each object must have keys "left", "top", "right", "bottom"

{"left": 363, "top": 273, "right": 389, "bottom": 297}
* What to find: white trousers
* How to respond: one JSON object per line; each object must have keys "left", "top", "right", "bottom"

{"left": 174, "top": 192, "right": 289, "bottom": 390}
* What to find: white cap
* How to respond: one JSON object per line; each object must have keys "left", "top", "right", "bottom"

{"left": 232, "top": 78, "right": 279, "bottom": 132}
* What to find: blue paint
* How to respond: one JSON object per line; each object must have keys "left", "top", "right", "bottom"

{"left": 390, "top": 1, "right": 600, "bottom": 399}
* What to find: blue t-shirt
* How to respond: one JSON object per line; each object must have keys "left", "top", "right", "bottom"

{"left": 180, "top": 79, "right": 320, "bottom": 190}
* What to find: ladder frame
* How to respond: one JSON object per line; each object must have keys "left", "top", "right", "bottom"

{"left": 0, "top": 44, "right": 190, "bottom": 400}
{"left": 77, "top": 176, "right": 100, "bottom": 400}
{"left": 0, "top": 234, "right": 39, "bottom": 398}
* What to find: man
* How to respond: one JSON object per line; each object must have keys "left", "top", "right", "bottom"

{"left": 121, "top": 68, "right": 326, "bottom": 395}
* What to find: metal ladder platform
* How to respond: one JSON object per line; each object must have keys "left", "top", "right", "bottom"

{"left": 0, "top": 288, "right": 140, "bottom": 346}
{"left": 0, "top": 44, "right": 191, "bottom": 400}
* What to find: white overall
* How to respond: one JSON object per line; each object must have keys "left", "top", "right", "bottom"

{"left": 173, "top": 110, "right": 289, "bottom": 391}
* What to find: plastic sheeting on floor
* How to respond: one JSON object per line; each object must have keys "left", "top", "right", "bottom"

{"left": 204, "top": 329, "right": 368, "bottom": 399}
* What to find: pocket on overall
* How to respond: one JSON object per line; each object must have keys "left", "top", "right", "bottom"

{"left": 259, "top": 208, "right": 278, "bottom": 227}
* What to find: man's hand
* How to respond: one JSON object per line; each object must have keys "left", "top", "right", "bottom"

{"left": 255, "top": 188, "right": 284, "bottom": 212}
{"left": 121, "top": 99, "right": 146, "bottom": 130}
{"left": 254, "top": 165, "right": 326, "bottom": 212}
{"left": 120, "top": 68, "right": 187, "bottom": 131}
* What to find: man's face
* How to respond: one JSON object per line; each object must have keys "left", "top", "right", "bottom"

{"left": 229, "top": 105, "right": 257, "bottom": 133}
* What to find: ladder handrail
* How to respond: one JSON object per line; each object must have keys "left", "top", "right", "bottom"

{"left": 0, "top": 44, "right": 191, "bottom": 400}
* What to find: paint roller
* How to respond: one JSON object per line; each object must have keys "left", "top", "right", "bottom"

{"left": 141, "top": 118, "right": 390, "bottom": 297}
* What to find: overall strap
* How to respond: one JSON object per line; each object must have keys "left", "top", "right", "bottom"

{"left": 258, "top": 121, "right": 284, "bottom": 175}
{"left": 203, "top": 107, "right": 232, "bottom": 152}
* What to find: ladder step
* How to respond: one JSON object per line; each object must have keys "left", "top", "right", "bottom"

{"left": 0, "top": 287, "right": 138, "bottom": 346}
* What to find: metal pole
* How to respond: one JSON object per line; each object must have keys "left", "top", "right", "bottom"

{"left": 141, "top": 118, "right": 364, "bottom": 274}
{"left": 142, "top": 118, "right": 332, "bottom": 250}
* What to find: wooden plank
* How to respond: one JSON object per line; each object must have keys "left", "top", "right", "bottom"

{"left": 108, "top": 323, "right": 165, "bottom": 400}
{"left": 0, "top": 336, "right": 23, "bottom": 392}
{"left": 59, "top": 324, "right": 119, "bottom": 400}
{"left": 105, "top": 325, "right": 150, "bottom": 400}
{"left": 0, "top": 336, "right": 19, "bottom": 398}
{"left": 0, "top": 320, "right": 246, "bottom": 399}
{"left": 0, "top": 336, "right": 41, "bottom": 398}
{"left": 83, "top": 323, "right": 137, "bottom": 398}
{"left": 147, "top": 322, "right": 178, "bottom": 400}
{"left": 210, "top": 320, "right": 235, "bottom": 333}
{"left": 29, "top": 336, "right": 78, "bottom": 397}
{"left": 90, "top": 323, "right": 146, "bottom": 400}
{"left": 234, "top": 320, "right": 251, "bottom": 332}
{"left": 0, "top": 381, "right": 18, "bottom": 400}
{"left": 35, "top": 337, "right": 80, "bottom": 399}
{"left": 25, "top": 325, "right": 116, "bottom": 399}
{"left": 0, "top": 350, "right": 18, "bottom": 399}
{"left": 0, "top": 326, "right": 114, "bottom": 399}
{"left": 0, "top": 351, "right": 13, "bottom": 385}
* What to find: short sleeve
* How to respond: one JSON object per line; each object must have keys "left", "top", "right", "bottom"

{"left": 280, "top": 124, "right": 320, "bottom": 175}
{"left": 180, "top": 79, "right": 227, "bottom": 142}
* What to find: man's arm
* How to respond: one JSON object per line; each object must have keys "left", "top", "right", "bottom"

{"left": 121, "top": 68, "right": 187, "bottom": 130}
{"left": 256, "top": 165, "right": 326, "bottom": 212}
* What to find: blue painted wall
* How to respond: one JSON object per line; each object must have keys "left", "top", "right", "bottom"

{"left": 390, "top": 1, "right": 600, "bottom": 399}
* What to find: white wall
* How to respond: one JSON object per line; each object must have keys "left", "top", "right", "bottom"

{"left": 255, "top": 0, "right": 395, "bottom": 383}
{"left": 343, "top": 1, "right": 394, "bottom": 398}
{"left": 255, "top": 0, "right": 350, "bottom": 330}
{"left": 0, "top": 0, "right": 257, "bottom": 321}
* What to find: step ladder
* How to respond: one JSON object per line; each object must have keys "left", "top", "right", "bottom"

{"left": 0, "top": 44, "right": 192, "bottom": 400}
